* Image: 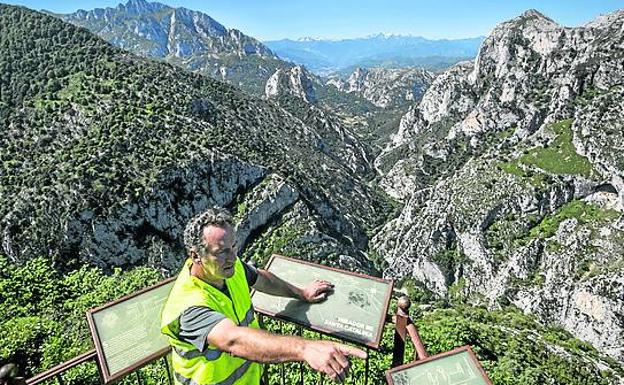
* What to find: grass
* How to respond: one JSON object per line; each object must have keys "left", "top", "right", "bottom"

{"left": 497, "top": 119, "right": 595, "bottom": 188}
{"left": 496, "top": 126, "right": 516, "bottom": 141}
{"left": 518, "top": 119, "right": 594, "bottom": 177}
{"left": 497, "top": 161, "right": 547, "bottom": 188}
{"left": 529, "top": 200, "right": 620, "bottom": 240}
{"left": 57, "top": 71, "right": 86, "bottom": 100}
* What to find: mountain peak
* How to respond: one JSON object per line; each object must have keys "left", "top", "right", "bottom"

{"left": 520, "top": 9, "right": 547, "bottom": 18}
{"left": 126, "top": 0, "right": 148, "bottom": 6}
{"left": 120, "top": 0, "right": 167, "bottom": 14}
{"left": 265, "top": 66, "right": 317, "bottom": 103}
{"left": 584, "top": 8, "right": 624, "bottom": 29}
{"left": 63, "top": 1, "right": 275, "bottom": 60}
{"left": 513, "top": 9, "right": 557, "bottom": 26}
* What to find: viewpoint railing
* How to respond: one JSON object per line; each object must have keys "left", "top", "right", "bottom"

{"left": 0, "top": 295, "right": 424, "bottom": 385}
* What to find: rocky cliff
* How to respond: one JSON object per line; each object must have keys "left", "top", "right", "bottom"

{"left": 327, "top": 67, "right": 436, "bottom": 109}
{"left": 0, "top": 5, "right": 390, "bottom": 275}
{"left": 372, "top": 9, "right": 624, "bottom": 362}
{"left": 61, "top": 0, "right": 287, "bottom": 96}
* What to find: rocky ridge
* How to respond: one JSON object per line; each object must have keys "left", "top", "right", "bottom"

{"left": 265, "top": 66, "right": 317, "bottom": 103}
{"left": 326, "top": 67, "right": 436, "bottom": 109}
{"left": 263, "top": 65, "right": 375, "bottom": 177}
{"left": 372, "top": 9, "right": 624, "bottom": 363}
{"left": 0, "top": 5, "right": 389, "bottom": 275}
{"left": 61, "top": 0, "right": 286, "bottom": 96}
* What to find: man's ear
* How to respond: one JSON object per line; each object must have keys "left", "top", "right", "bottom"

{"left": 190, "top": 249, "right": 201, "bottom": 264}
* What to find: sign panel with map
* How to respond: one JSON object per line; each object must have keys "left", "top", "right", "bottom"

{"left": 87, "top": 278, "right": 175, "bottom": 383}
{"left": 386, "top": 346, "right": 492, "bottom": 385}
{"left": 251, "top": 254, "right": 393, "bottom": 349}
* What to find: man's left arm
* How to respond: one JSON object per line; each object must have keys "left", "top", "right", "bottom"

{"left": 253, "top": 268, "right": 334, "bottom": 302}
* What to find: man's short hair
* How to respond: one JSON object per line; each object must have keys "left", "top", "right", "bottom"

{"left": 183, "top": 207, "right": 234, "bottom": 254}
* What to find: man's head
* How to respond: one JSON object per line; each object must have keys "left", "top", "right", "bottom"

{"left": 184, "top": 207, "right": 237, "bottom": 281}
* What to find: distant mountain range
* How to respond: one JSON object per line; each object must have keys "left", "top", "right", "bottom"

{"left": 61, "top": 0, "right": 287, "bottom": 96}
{"left": 264, "top": 34, "right": 484, "bottom": 75}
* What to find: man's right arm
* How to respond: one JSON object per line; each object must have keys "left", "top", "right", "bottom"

{"left": 207, "top": 318, "right": 366, "bottom": 383}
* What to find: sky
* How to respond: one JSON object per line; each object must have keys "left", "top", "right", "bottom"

{"left": 3, "top": 0, "right": 623, "bottom": 41}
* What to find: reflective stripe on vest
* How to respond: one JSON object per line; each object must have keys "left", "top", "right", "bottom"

{"left": 240, "top": 306, "right": 254, "bottom": 327}
{"left": 174, "top": 347, "right": 222, "bottom": 361}
{"left": 174, "top": 360, "right": 253, "bottom": 385}
{"left": 172, "top": 305, "right": 253, "bottom": 362}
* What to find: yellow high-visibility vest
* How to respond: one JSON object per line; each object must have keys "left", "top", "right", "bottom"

{"left": 161, "top": 257, "right": 262, "bottom": 385}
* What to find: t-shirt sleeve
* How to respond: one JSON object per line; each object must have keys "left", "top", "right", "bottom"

{"left": 243, "top": 261, "right": 259, "bottom": 286}
{"left": 178, "top": 306, "right": 227, "bottom": 351}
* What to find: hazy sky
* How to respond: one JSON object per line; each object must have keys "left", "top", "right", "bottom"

{"left": 3, "top": 0, "right": 623, "bottom": 40}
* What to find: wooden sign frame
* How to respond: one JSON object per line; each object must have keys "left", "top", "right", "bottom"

{"left": 86, "top": 277, "right": 175, "bottom": 383}
{"left": 385, "top": 345, "right": 493, "bottom": 385}
{"left": 252, "top": 254, "right": 394, "bottom": 350}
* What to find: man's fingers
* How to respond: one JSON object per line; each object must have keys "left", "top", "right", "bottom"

{"left": 332, "top": 349, "right": 350, "bottom": 369}
{"left": 313, "top": 279, "right": 334, "bottom": 289}
{"left": 338, "top": 345, "right": 367, "bottom": 359}
{"left": 316, "top": 284, "right": 334, "bottom": 295}
{"left": 312, "top": 292, "right": 327, "bottom": 301}
{"left": 311, "top": 284, "right": 334, "bottom": 300}
{"left": 323, "top": 363, "right": 340, "bottom": 383}
{"left": 327, "top": 359, "right": 346, "bottom": 383}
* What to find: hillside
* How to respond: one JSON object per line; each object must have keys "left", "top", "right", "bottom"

{"left": 1, "top": 4, "right": 624, "bottom": 384}
{"left": 60, "top": 0, "right": 381, "bottom": 117}
{"left": 61, "top": 0, "right": 285, "bottom": 97}
{"left": 0, "top": 4, "right": 390, "bottom": 273}
{"left": 372, "top": 9, "right": 624, "bottom": 364}
{"left": 60, "top": 0, "right": 396, "bottom": 155}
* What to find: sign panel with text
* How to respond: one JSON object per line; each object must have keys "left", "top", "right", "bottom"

{"left": 386, "top": 346, "right": 492, "bottom": 385}
{"left": 251, "top": 255, "right": 393, "bottom": 349}
{"left": 87, "top": 278, "right": 174, "bottom": 383}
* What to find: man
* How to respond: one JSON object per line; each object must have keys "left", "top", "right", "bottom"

{"left": 161, "top": 207, "right": 366, "bottom": 385}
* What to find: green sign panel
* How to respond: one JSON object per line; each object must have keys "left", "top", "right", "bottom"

{"left": 87, "top": 279, "right": 175, "bottom": 383}
{"left": 251, "top": 255, "right": 393, "bottom": 349}
{"left": 386, "top": 346, "right": 492, "bottom": 385}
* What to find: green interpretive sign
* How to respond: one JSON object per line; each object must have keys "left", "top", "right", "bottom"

{"left": 87, "top": 278, "right": 175, "bottom": 383}
{"left": 251, "top": 254, "right": 393, "bottom": 349}
{"left": 386, "top": 346, "right": 492, "bottom": 385}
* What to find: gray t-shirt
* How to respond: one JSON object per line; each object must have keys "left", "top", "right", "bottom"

{"left": 178, "top": 262, "right": 258, "bottom": 351}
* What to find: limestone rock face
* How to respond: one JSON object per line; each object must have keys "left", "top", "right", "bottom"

{"left": 265, "top": 66, "right": 317, "bottom": 103}
{"left": 64, "top": 0, "right": 273, "bottom": 59}
{"left": 328, "top": 67, "right": 435, "bottom": 108}
{"left": 62, "top": 0, "right": 284, "bottom": 96}
{"left": 372, "top": 9, "right": 624, "bottom": 362}
{"left": 573, "top": 88, "right": 624, "bottom": 211}
{"left": 69, "top": 154, "right": 265, "bottom": 271}
{"left": 234, "top": 174, "right": 299, "bottom": 251}
{"left": 377, "top": 8, "right": 624, "bottom": 199}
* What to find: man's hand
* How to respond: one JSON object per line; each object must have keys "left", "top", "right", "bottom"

{"left": 302, "top": 340, "right": 367, "bottom": 383}
{"left": 300, "top": 279, "right": 334, "bottom": 302}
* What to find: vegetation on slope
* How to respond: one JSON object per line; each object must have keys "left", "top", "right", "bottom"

{"left": 498, "top": 119, "right": 595, "bottom": 181}
{"left": 1, "top": 255, "right": 621, "bottom": 384}
{"left": 0, "top": 4, "right": 390, "bottom": 266}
